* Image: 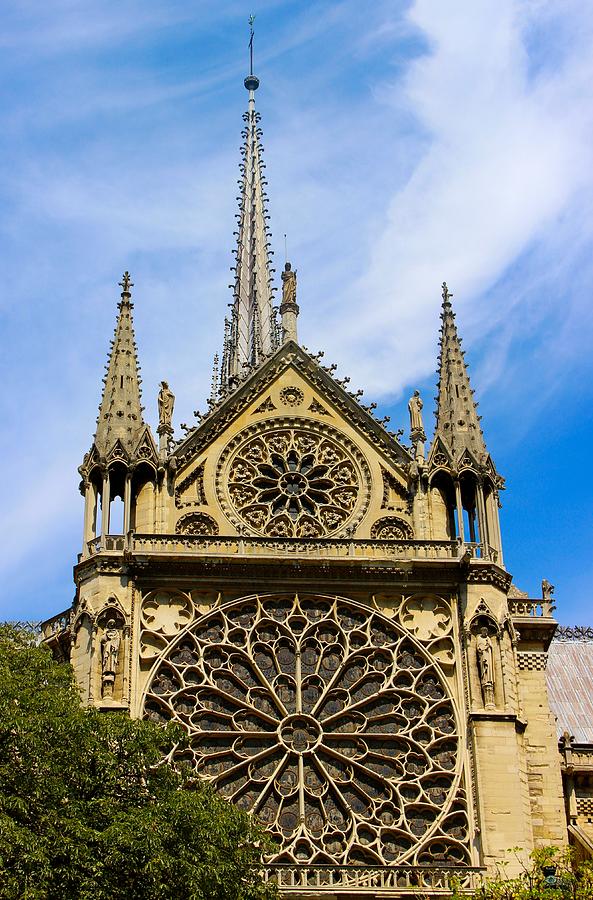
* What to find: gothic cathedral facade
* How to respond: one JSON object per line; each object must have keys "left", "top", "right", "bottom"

{"left": 44, "top": 70, "right": 567, "bottom": 896}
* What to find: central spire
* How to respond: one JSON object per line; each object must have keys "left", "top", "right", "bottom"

{"left": 219, "top": 19, "right": 279, "bottom": 395}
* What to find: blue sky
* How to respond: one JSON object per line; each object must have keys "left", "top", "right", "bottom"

{"left": 1, "top": 0, "right": 592, "bottom": 624}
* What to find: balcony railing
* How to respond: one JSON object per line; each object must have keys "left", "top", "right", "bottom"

{"left": 131, "top": 533, "right": 462, "bottom": 560}
{"left": 82, "top": 533, "right": 504, "bottom": 564}
{"left": 263, "top": 864, "right": 484, "bottom": 893}
{"left": 508, "top": 598, "right": 555, "bottom": 619}
{"left": 85, "top": 534, "right": 126, "bottom": 555}
{"left": 80, "top": 533, "right": 506, "bottom": 572}
{"left": 41, "top": 609, "right": 71, "bottom": 641}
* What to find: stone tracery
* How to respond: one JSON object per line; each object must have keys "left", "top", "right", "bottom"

{"left": 218, "top": 422, "right": 371, "bottom": 538}
{"left": 142, "top": 593, "right": 470, "bottom": 867}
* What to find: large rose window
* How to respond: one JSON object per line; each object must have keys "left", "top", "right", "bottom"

{"left": 216, "top": 422, "right": 371, "bottom": 538}
{"left": 143, "top": 594, "right": 470, "bottom": 867}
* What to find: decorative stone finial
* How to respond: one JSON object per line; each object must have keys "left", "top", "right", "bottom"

{"left": 442, "top": 281, "right": 452, "bottom": 305}
{"left": 542, "top": 579, "right": 555, "bottom": 603}
{"left": 119, "top": 271, "right": 133, "bottom": 295}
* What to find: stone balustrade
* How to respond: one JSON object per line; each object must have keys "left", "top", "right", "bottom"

{"left": 40, "top": 610, "right": 70, "bottom": 640}
{"left": 508, "top": 597, "right": 555, "bottom": 619}
{"left": 133, "top": 533, "right": 462, "bottom": 560}
{"left": 84, "top": 533, "right": 477, "bottom": 562}
{"left": 264, "top": 864, "right": 484, "bottom": 893}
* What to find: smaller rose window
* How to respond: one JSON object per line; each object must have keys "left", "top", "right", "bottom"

{"left": 219, "top": 424, "right": 370, "bottom": 538}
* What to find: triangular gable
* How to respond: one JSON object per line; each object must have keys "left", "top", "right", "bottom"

{"left": 173, "top": 341, "right": 411, "bottom": 473}
{"left": 106, "top": 438, "right": 130, "bottom": 466}
{"left": 132, "top": 425, "right": 159, "bottom": 467}
{"left": 428, "top": 436, "right": 453, "bottom": 471}
{"left": 457, "top": 446, "right": 481, "bottom": 473}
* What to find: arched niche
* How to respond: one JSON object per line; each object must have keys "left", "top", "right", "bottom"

{"left": 429, "top": 471, "right": 456, "bottom": 540}
{"left": 468, "top": 613, "right": 501, "bottom": 711}
{"left": 131, "top": 461, "right": 157, "bottom": 533}
{"left": 482, "top": 477, "right": 502, "bottom": 560}
{"left": 105, "top": 462, "right": 127, "bottom": 534}
{"left": 85, "top": 466, "right": 103, "bottom": 540}
{"left": 96, "top": 601, "right": 128, "bottom": 705}
{"left": 459, "top": 470, "right": 480, "bottom": 547}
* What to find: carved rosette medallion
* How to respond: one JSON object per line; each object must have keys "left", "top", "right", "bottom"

{"left": 143, "top": 593, "right": 469, "bottom": 866}
{"left": 279, "top": 386, "right": 304, "bottom": 407}
{"left": 217, "top": 420, "right": 371, "bottom": 538}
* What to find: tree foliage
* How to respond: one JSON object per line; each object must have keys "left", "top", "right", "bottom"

{"left": 0, "top": 625, "right": 276, "bottom": 900}
{"left": 455, "top": 847, "right": 593, "bottom": 900}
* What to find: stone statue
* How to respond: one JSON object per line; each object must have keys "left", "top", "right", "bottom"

{"left": 100, "top": 618, "right": 121, "bottom": 698}
{"left": 476, "top": 626, "right": 495, "bottom": 708}
{"left": 279, "top": 262, "right": 299, "bottom": 343}
{"left": 158, "top": 381, "right": 175, "bottom": 429}
{"left": 281, "top": 262, "right": 297, "bottom": 305}
{"left": 542, "top": 579, "right": 555, "bottom": 602}
{"left": 408, "top": 390, "right": 424, "bottom": 434}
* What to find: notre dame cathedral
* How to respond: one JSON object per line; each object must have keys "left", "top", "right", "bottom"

{"left": 43, "top": 58, "right": 593, "bottom": 897}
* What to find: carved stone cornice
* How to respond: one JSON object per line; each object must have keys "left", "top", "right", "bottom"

{"left": 465, "top": 562, "right": 512, "bottom": 592}
{"left": 74, "top": 554, "right": 129, "bottom": 585}
{"left": 468, "top": 710, "right": 526, "bottom": 731}
{"left": 513, "top": 622, "right": 557, "bottom": 651}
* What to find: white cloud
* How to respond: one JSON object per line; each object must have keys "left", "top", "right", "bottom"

{"left": 323, "top": 0, "right": 593, "bottom": 396}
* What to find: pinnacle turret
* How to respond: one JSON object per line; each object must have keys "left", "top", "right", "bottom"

{"left": 431, "top": 282, "right": 488, "bottom": 465}
{"left": 94, "top": 273, "right": 145, "bottom": 457}
{"left": 218, "top": 26, "right": 279, "bottom": 395}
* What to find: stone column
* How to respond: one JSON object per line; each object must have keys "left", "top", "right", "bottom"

{"left": 82, "top": 480, "right": 97, "bottom": 553}
{"left": 476, "top": 481, "right": 489, "bottom": 556}
{"left": 123, "top": 471, "right": 132, "bottom": 536}
{"left": 455, "top": 480, "right": 465, "bottom": 543}
{"left": 100, "top": 470, "right": 111, "bottom": 542}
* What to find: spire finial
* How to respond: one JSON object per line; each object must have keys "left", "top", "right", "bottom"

{"left": 92, "top": 276, "right": 145, "bottom": 458}
{"left": 431, "top": 281, "right": 491, "bottom": 465}
{"left": 119, "top": 271, "right": 133, "bottom": 295}
{"left": 244, "top": 15, "right": 259, "bottom": 92}
{"left": 249, "top": 14, "right": 255, "bottom": 75}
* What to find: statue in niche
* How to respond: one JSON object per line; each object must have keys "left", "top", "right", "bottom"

{"left": 100, "top": 618, "right": 121, "bottom": 699}
{"left": 476, "top": 626, "right": 496, "bottom": 709}
{"left": 158, "top": 381, "right": 175, "bottom": 429}
{"left": 408, "top": 390, "right": 424, "bottom": 434}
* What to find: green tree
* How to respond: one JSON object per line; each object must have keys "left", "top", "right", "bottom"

{"left": 453, "top": 847, "right": 593, "bottom": 900}
{"left": 0, "top": 625, "right": 276, "bottom": 900}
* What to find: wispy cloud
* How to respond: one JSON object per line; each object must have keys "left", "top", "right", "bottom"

{"left": 324, "top": 0, "right": 593, "bottom": 396}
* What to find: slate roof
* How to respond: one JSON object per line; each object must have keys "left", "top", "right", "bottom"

{"left": 547, "top": 637, "right": 593, "bottom": 744}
